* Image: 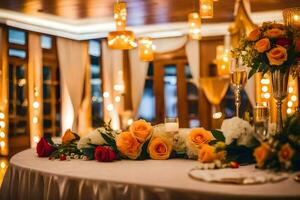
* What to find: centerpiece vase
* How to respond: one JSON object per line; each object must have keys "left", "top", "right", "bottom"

{"left": 271, "top": 69, "right": 289, "bottom": 133}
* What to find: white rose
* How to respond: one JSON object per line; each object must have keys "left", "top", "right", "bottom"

{"left": 77, "top": 128, "right": 107, "bottom": 149}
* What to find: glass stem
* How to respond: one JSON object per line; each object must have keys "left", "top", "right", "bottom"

{"left": 234, "top": 87, "right": 241, "bottom": 118}
{"left": 276, "top": 100, "right": 283, "bottom": 133}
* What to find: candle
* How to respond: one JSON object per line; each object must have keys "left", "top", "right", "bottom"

{"left": 165, "top": 122, "right": 179, "bottom": 133}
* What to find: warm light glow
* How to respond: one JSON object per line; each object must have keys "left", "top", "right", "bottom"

{"left": 0, "top": 113, "right": 4, "bottom": 119}
{"left": 0, "top": 141, "right": 5, "bottom": 147}
{"left": 0, "top": 132, "right": 5, "bottom": 138}
{"left": 212, "top": 112, "right": 222, "bottom": 119}
{"left": 283, "top": 7, "right": 300, "bottom": 30}
{"left": 0, "top": 161, "right": 6, "bottom": 169}
{"left": 103, "top": 92, "right": 110, "bottom": 98}
{"left": 106, "top": 104, "right": 114, "bottom": 111}
{"left": 115, "top": 96, "right": 121, "bottom": 103}
{"left": 288, "top": 101, "right": 293, "bottom": 107}
{"left": 107, "top": 30, "right": 136, "bottom": 50}
{"left": 288, "top": 86, "right": 294, "bottom": 93}
{"left": 0, "top": 121, "right": 5, "bottom": 128}
{"left": 114, "top": 2, "right": 127, "bottom": 30}
{"left": 188, "top": 12, "right": 202, "bottom": 40}
{"left": 291, "top": 95, "right": 297, "bottom": 101}
{"left": 127, "top": 118, "right": 133, "bottom": 126}
{"left": 262, "top": 86, "right": 268, "bottom": 92}
{"left": 287, "top": 108, "right": 292, "bottom": 114}
{"left": 32, "top": 101, "right": 39, "bottom": 109}
{"left": 113, "top": 84, "right": 125, "bottom": 92}
{"left": 33, "top": 136, "right": 40, "bottom": 143}
{"left": 32, "top": 116, "right": 39, "bottom": 124}
{"left": 264, "top": 93, "right": 271, "bottom": 99}
{"left": 200, "top": 0, "right": 213, "bottom": 19}
{"left": 138, "top": 37, "right": 155, "bottom": 61}
{"left": 216, "top": 45, "right": 230, "bottom": 75}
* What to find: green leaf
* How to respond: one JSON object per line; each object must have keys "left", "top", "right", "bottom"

{"left": 81, "top": 147, "right": 96, "bottom": 160}
{"left": 211, "top": 130, "right": 225, "bottom": 142}
{"left": 248, "top": 68, "right": 257, "bottom": 79}
{"left": 100, "top": 132, "right": 116, "bottom": 148}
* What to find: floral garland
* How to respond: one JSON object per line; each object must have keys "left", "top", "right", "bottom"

{"left": 36, "top": 119, "right": 256, "bottom": 169}
{"left": 233, "top": 21, "right": 300, "bottom": 78}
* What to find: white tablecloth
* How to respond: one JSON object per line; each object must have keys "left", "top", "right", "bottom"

{"left": 1, "top": 149, "right": 300, "bottom": 200}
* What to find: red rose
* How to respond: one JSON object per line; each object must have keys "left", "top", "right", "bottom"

{"left": 36, "top": 137, "right": 56, "bottom": 157}
{"left": 276, "top": 38, "right": 291, "bottom": 47}
{"left": 94, "top": 146, "right": 117, "bottom": 162}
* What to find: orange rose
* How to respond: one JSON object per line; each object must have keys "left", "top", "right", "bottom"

{"left": 254, "top": 38, "right": 270, "bottom": 53}
{"left": 295, "top": 38, "right": 300, "bottom": 52}
{"left": 253, "top": 143, "right": 270, "bottom": 168}
{"left": 62, "top": 129, "right": 77, "bottom": 144}
{"left": 188, "top": 128, "right": 214, "bottom": 148}
{"left": 248, "top": 28, "right": 261, "bottom": 41}
{"left": 116, "top": 131, "right": 141, "bottom": 159}
{"left": 278, "top": 143, "right": 294, "bottom": 163}
{"left": 265, "top": 28, "right": 285, "bottom": 38}
{"left": 130, "top": 119, "right": 152, "bottom": 143}
{"left": 148, "top": 137, "right": 172, "bottom": 160}
{"left": 198, "top": 144, "right": 217, "bottom": 163}
{"left": 267, "top": 45, "right": 288, "bottom": 66}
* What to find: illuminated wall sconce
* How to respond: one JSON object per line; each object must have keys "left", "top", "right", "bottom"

{"left": 200, "top": 0, "right": 214, "bottom": 19}
{"left": 188, "top": 12, "right": 202, "bottom": 40}
{"left": 283, "top": 7, "right": 300, "bottom": 31}
{"left": 138, "top": 37, "right": 155, "bottom": 61}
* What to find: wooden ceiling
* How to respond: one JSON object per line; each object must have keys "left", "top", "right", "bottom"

{"left": 0, "top": 0, "right": 300, "bottom": 26}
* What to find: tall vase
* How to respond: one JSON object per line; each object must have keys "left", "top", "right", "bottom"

{"left": 271, "top": 69, "right": 289, "bottom": 133}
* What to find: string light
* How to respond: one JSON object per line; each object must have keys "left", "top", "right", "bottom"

{"left": 115, "top": 96, "right": 121, "bottom": 103}
{"left": 103, "top": 92, "right": 110, "bottom": 98}
{"left": 200, "top": 0, "right": 214, "bottom": 19}
{"left": 0, "top": 141, "right": 5, "bottom": 147}
{"left": 127, "top": 118, "right": 133, "bottom": 126}
{"left": 188, "top": 12, "right": 202, "bottom": 40}
{"left": 106, "top": 104, "right": 114, "bottom": 112}
{"left": 0, "top": 121, "right": 5, "bottom": 128}
{"left": 0, "top": 131, "right": 5, "bottom": 138}
{"left": 216, "top": 45, "right": 230, "bottom": 75}
{"left": 0, "top": 112, "right": 4, "bottom": 119}
{"left": 32, "top": 101, "right": 39, "bottom": 109}
{"left": 32, "top": 116, "right": 39, "bottom": 124}
{"left": 33, "top": 136, "right": 39, "bottom": 143}
{"left": 0, "top": 161, "right": 6, "bottom": 169}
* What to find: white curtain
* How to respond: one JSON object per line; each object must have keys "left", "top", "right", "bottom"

{"left": 185, "top": 40, "right": 200, "bottom": 87}
{"left": 57, "top": 38, "right": 89, "bottom": 133}
{"left": 129, "top": 48, "right": 149, "bottom": 118}
{"left": 129, "top": 36, "right": 201, "bottom": 119}
{"left": 101, "top": 40, "right": 123, "bottom": 129}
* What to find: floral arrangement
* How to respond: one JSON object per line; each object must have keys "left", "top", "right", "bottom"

{"left": 253, "top": 112, "right": 300, "bottom": 171}
{"left": 36, "top": 118, "right": 257, "bottom": 169}
{"left": 233, "top": 22, "right": 300, "bottom": 78}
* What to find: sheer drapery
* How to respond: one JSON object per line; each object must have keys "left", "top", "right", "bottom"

{"left": 101, "top": 40, "right": 123, "bottom": 129}
{"left": 129, "top": 48, "right": 149, "bottom": 119}
{"left": 57, "top": 38, "right": 90, "bottom": 134}
{"left": 28, "top": 33, "right": 43, "bottom": 146}
{"left": 129, "top": 36, "right": 201, "bottom": 119}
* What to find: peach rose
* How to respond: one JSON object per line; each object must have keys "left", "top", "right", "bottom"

{"left": 248, "top": 28, "right": 261, "bottom": 41}
{"left": 295, "top": 38, "right": 300, "bottom": 52}
{"left": 62, "top": 129, "right": 77, "bottom": 144}
{"left": 116, "top": 131, "right": 141, "bottom": 159}
{"left": 253, "top": 143, "right": 270, "bottom": 168}
{"left": 188, "top": 128, "right": 214, "bottom": 148}
{"left": 265, "top": 28, "right": 285, "bottom": 38}
{"left": 267, "top": 45, "right": 288, "bottom": 66}
{"left": 255, "top": 38, "right": 270, "bottom": 53}
{"left": 278, "top": 143, "right": 294, "bottom": 163}
{"left": 198, "top": 144, "right": 217, "bottom": 163}
{"left": 148, "top": 137, "right": 172, "bottom": 160}
{"left": 130, "top": 119, "right": 152, "bottom": 143}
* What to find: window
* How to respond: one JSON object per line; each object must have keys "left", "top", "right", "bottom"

{"left": 89, "top": 40, "right": 103, "bottom": 126}
{"left": 138, "top": 48, "right": 200, "bottom": 127}
{"left": 7, "top": 28, "right": 28, "bottom": 137}
{"left": 42, "top": 35, "right": 61, "bottom": 136}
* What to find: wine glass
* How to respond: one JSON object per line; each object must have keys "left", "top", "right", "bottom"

{"left": 230, "top": 58, "right": 247, "bottom": 117}
{"left": 164, "top": 117, "right": 179, "bottom": 136}
{"left": 253, "top": 103, "right": 269, "bottom": 142}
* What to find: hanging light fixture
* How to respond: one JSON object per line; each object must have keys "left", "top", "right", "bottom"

{"left": 188, "top": 12, "right": 202, "bottom": 40}
{"left": 108, "top": 1, "right": 136, "bottom": 50}
{"left": 138, "top": 37, "right": 155, "bottom": 61}
{"left": 200, "top": 0, "right": 214, "bottom": 19}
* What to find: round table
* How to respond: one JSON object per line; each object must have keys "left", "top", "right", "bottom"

{"left": 1, "top": 149, "right": 300, "bottom": 200}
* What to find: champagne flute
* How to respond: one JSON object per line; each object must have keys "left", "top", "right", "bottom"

{"left": 253, "top": 103, "right": 269, "bottom": 141}
{"left": 230, "top": 58, "right": 247, "bottom": 117}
